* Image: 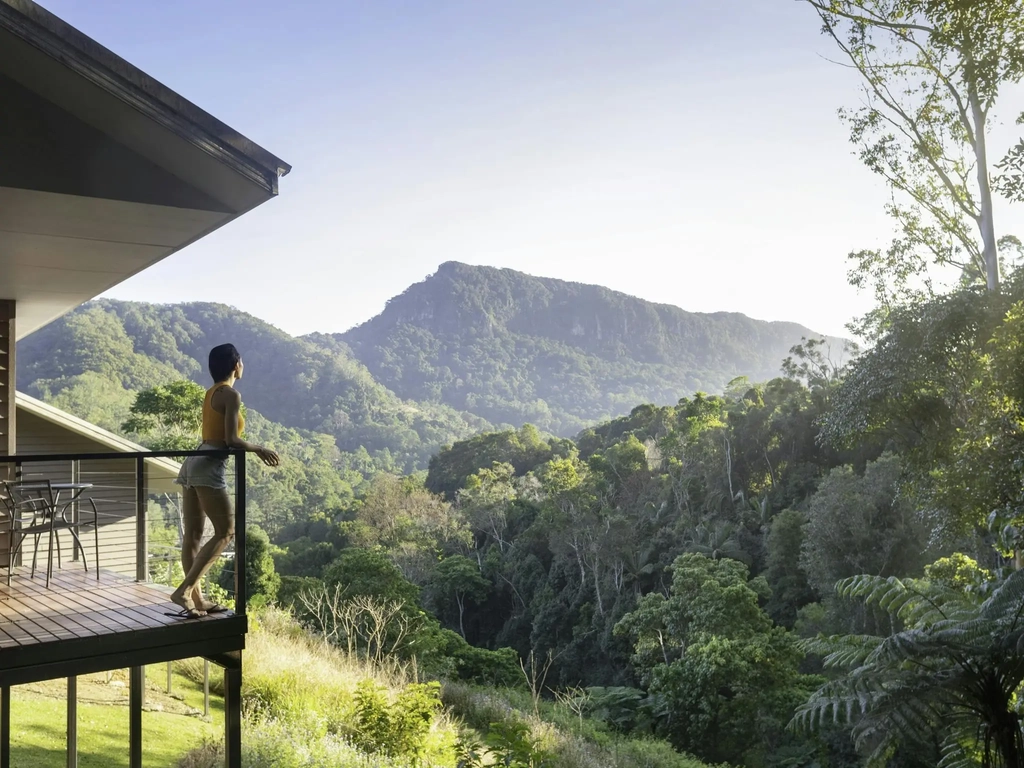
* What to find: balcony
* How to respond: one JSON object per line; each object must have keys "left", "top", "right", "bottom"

{"left": 0, "top": 448, "right": 248, "bottom": 768}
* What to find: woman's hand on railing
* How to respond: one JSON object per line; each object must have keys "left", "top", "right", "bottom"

{"left": 254, "top": 447, "right": 280, "bottom": 467}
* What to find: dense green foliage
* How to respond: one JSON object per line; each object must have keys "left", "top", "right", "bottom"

{"left": 217, "top": 526, "right": 281, "bottom": 609}
{"left": 23, "top": 255, "right": 1024, "bottom": 764}
{"left": 426, "top": 424, "right": 568, "bottom": 500}
{"left": 615, "top": 554, "right": 811, "bottom": 764}
{"left": 339, "top": 261, "right": 838, "bottom": 434}
{"left": 26, "top": 284, "right": 1024, "bottom": 765}
{"left": 18, "top": 288, "right": 877, "bottom": 763}
{"left": 263, "top": 349, "right": 901, "bottom": 765}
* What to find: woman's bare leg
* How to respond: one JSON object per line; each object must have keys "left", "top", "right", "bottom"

{"left": 171, "top": 487, "right": 206, "bottom": 612}
{"left": 172, "top": 486, "right": 234, "bottom": 610}
{"left": 181, "top": 486, "right": 205, "bottom": 584}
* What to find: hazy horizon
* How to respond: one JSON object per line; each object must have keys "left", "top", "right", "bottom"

{"left": 37, "top": 0, "right": 1024, "bottom": 340}
{"left": 93, "top": 259, "right": 854, "bottom": 342}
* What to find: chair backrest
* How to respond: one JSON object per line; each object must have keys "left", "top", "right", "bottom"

{"left": 2, "top": 480, "right": 54, "bottom": 522}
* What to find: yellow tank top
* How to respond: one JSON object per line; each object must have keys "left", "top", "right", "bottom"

{"left": 202, "top": 383, "right": 244, "bottom": 442}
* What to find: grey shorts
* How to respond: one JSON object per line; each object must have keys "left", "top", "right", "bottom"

{"left": 175, "top": 443, "right": 229, "bottom": 489}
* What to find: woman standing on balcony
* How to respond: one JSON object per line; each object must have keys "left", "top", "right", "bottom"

{"left": 170, "top": 343, "right": 279, "bottom": 618}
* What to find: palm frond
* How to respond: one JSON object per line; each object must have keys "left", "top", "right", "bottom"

{"left": 837, "top": 573, "right": 958, "bottom": 627}
{"left": 979, "top": 568, "right": 1024, "bottom": 627}
{"left": 937, "top": 737, "right": 975, "bottom": 768}
{"left": 800, "top": 633, "right": 884, "bottom": 668}
{"left": 806, "top": 567, "right": 1024, "bottom": 767}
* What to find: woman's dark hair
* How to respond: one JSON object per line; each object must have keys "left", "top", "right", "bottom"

{"left": 209, "top": 343, "right": 241, "bottom": 382}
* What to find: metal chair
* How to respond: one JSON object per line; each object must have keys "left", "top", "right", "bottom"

{"left": 0, "top": 487, "right": 22, "bottom": 589}
{"left": 1, "top": 480, "right": 100, "bottom": 587}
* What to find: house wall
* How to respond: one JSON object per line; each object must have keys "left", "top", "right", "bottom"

{"left": 14, "top": 410, "right": 178, "bottom": 578}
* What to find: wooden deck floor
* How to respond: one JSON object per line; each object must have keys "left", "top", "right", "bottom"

{"left": 0, "top": 566, "right": 245, "bottom": 685}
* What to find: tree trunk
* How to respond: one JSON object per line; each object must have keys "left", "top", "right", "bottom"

{"left": 591, "top": 556, "right": 604, "bottom": 617}
{"left": 992, "top": 710, "right": 1023, "bottom": 768}
{"left": 970, "top": 82, "right": 999, "bottom": 293}
{"left": 724, "top": 437, "right": 735, "bottom": 501}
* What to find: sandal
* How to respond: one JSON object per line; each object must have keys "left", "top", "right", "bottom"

{"left": 169, "top": 589, "right": 206, "bottom": 618}
{"left": 199, "top": 603, "right": 231, "bottom": 614}
{"left": 165, "top": 608, "right": 206, "bottom": 619}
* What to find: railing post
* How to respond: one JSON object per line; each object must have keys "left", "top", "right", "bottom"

{"left": 67, "top": 676, "right": 77, "bottom": 768}
{"left": 1, "top": 685, "right": 9, "bottom": 768}
{"left": 203, "top": 660, "right": 210, "bottom": 718}
{"left": 235, "top": 451, "right": 245, "bottom": 616}
{"left": 224, "top": 660, "right": 242, "bottom": 768}
{"left": 135, "top": 456, "right": 147, "bottom": 582}
{"left": 70, "top": 459, "right": 80, "bottom": 563}
{"left": 129, "top": 666, "right": 143, "bottom": 768}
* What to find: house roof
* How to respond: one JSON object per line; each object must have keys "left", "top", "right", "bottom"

{"left": 0, "top": 0, "right": 290, "bottom": 186}
{"left": 0, "top": 0, "right": 291, "bottom": 338}
{"left": 15, "top": 391, "right": 181, "bottom": 480}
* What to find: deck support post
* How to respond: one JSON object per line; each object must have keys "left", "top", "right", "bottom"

{"left": 129, "top": 666, "right": 144, "bottom": 768}
{"left": 1, "top": 685, "right": 9, "bottom": 768}
{"left": 135, "top": 457, "right": 147, "bottom": 582}
{"left": 224, "top": 656, "right": 241, "bottom": 768}
{"left": 67, "top": 676, "right": 77, "bottom": 768}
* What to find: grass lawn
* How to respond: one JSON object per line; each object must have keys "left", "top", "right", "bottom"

{"left": 9, "top": 663, "right": 224, "bottom": 768}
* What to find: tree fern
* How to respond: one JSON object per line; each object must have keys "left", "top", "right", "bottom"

{"left": 795, "top": 558, "right": 1024, "bottom": 768}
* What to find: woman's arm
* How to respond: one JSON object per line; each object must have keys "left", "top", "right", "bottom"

{"left": 220, "top": 387, "right": 280, "bottom": 466}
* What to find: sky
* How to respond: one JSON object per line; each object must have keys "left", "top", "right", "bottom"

{"left": 40, "top": 0, "right": 1024, "bottom": 339}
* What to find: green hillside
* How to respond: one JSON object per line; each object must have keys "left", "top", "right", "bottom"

{"left": 17, "top": 301, "right": 488, "bottom": 473}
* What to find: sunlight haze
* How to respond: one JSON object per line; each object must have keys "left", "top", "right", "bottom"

{"left": 42, "top": 0, "right": 1024, "bottom": 339}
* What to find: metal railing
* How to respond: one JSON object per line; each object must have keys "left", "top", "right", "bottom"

{"left": 0, "top": 448, "right": 248, "bottom": 616}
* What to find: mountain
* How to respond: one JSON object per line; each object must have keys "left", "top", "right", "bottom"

{"left": 16, "top": 301, "right": 488, "bottom": 472}
{"left": 336, "top": 262, "right": 839, "bottom": 434}
{"left": 16, "top": 264, "right": 839, "bottom": 467}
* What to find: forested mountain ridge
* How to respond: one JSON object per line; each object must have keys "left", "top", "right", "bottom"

{"left": 16, "top": 265, "right": 839, "bottom": 467}
{"left": 338, "top": 261, "right": 841, "bottom": 433}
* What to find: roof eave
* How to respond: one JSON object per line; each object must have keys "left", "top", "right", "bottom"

{"left": 0, "top": 0, "right": 291, "bottom": 195}
{"left": 15, "top": 392, "right": 181, "bottom": 477}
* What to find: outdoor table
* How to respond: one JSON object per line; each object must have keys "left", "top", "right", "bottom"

{"left": 8, "top": 481, "right": 96, "bottom": 585}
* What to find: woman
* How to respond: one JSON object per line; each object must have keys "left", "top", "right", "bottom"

{"left": 170, "top": 343, "right": 279, "bottom": 618}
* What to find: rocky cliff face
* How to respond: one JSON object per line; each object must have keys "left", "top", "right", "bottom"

{"left": 338, "top": 262, "right": 839, "bottom": 433}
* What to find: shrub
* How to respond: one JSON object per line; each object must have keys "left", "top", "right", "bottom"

{"left": 420, "top": 626, "right": 522, "bottom": 685}
{"left": 351, "top": 679, "right": 442, "bottom": 762}
{"left": 218, "top": 525, "right": 280, "bottom": 608}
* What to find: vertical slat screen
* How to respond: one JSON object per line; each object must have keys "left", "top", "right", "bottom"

{"left": 0, "top": 301, "right": 14, "bottom": 569}
{"left": 0, "top": 300, "right": 14, "bottom": 459}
